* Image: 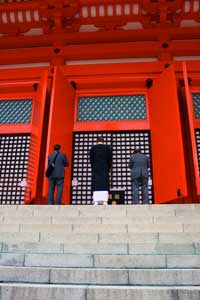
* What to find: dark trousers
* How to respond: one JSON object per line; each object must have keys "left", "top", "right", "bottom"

{"left": 131, "top": 177, "right": 149, "bottom": 204}
{"left": 48, "top": 178, "right": 64, "bottom": 205}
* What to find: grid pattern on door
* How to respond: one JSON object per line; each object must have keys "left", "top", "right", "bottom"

{"left": 71, "top": 131, "right": 153, "bottom": 205}
{"left": 0, "top": 134, "right": 30, "bottom": 205}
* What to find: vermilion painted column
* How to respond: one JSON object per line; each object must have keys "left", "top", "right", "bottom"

{"left": 148, "top": 65, "right": 187, "bottom": 203}
{"left": 43, "top": 66, "right": 75, "bottom": 204}
{"left": 25, "top": 71, "right": 49, "bottom": 204}
{"left": 182, "top": 62, "right": 200, "bottom": 200}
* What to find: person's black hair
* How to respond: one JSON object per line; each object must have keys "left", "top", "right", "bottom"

{"left": 134, "top": 148, "right": 140, "bottom": 153}
{"left": 97, "top": 136, "right": 104, "bottom": 143}
{"left": 54, "top": 144, "right": 61, "bottom": 151}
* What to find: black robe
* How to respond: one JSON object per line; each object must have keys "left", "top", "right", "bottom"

{"left": 90, "top": 144, "right": 112, "bottom": 192}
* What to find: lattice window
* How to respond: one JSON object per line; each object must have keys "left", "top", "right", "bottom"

{"left": 78, "top": 95, "right": 146, "bottom": 121}
{"left": 0, "top": 134, "right": 30, "bottom": 205}
{"left": 192, "top": 94, "right": 200, "bottom": 119}
{"left": 71, "top": 131, "right": 153, "bottom": 205}
{"left": 0, "top": 99, "right": 32, "bottom": 124}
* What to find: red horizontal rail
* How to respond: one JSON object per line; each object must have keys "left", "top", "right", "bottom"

{"left": 0, "top": 26, "right": 200, "bottom": 49}
{"left": 0, "top": 2, "right": 39, "bottom": 11}
{"left": 74, "top": 120, "right": 149, "bottom": 132}
{"left": 0, "top": 124, "right": 31, "bottom": 134}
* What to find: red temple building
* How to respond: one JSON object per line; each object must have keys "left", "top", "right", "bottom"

{"left": 0, "top": 0, "right": 200, "bottom": 205}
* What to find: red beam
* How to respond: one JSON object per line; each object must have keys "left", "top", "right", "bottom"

{"left": 171, "top": 40, "right": 200, "bottom": 57}
{"left": 0, "top": 1, "right": 39, "bottom": 11}
{"left": 0, "top": 27, "right": 200, "bottom": 50}
{"left": 0, "top": 124, "right": 31, "bottom": 134}
{"left": 0, "top": 67, "right": 50, "bottom": 80}
{"left": 0, "top": 42, "right": 160, "bottom": 64}
{"left": 0, "top": 40, "right": 199, "bottom": 65}
{"left": 61, "top": 61, "right": 164, "bottom": 76}
{"left": 74, "top": 120, "right": 149, "bottom": 132}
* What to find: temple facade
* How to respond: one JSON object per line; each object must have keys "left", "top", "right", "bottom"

{"left": 0, "top": 0, "right": 200, "bottom": 205}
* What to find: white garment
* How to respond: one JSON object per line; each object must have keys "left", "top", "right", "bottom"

{"left": 93, "top": 191, "right": 108, "bottom": 205}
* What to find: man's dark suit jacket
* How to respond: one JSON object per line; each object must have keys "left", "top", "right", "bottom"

{"left": 48, "top": 151, "right": 69, "bottom": 178}
{"left": 129, "top": 152, "right": 149, "bottom": 179}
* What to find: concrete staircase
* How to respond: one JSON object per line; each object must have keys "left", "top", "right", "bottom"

{"left": 0, "top": 204, "right": 200, "bottom": 299}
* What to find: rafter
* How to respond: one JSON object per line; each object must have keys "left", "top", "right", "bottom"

{"left": 0, "top": 0, "right": 199, "bottom": 36}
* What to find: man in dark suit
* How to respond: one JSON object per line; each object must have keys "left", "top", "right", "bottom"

{"left": 129, "top": 149, "right": 150, "bottom": 204}
{"left": 90, "top": 137, "right": 112, "bottom": 205}
{"left": 47, "top": 144, "right": 69, "bottom": 205}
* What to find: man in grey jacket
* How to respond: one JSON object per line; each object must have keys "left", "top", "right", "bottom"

{"left": 47, "top": 144, "right": 69, "bottom": 205}
{"left": 129, "top": 149, "right": 150, "bottom": 204}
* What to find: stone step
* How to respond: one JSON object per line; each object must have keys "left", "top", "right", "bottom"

{"left": 1, "top": 232, "right": 200, "bottom": 244}
{"left": 158, "top": 233, "right": 200, "bottom": 243}
{"left": 0, "top": 283, "right": 200, "bottom": 300}
{"left": 18, "top": 224, "right": 127, "bottom": 233}
{"left": 2, "top": 242, "right": 65, "bottom": 254}
{"left": 1, "top": 205, "right": 200, "bottom": 219}
{"left": 2, "top": 216, "right": 200, "bottom": 225}
{"left": 32, "top": 254, "right": 162, "bottom": 268}
{"left": 1, "top": 253, "right": 200, "bottom": 268}
{"left": 153, "top": 216, "right": 200, "bottom": 224}
{"left": 24, "top": 254, "right": 200, "bottom": 268}
{"left": 128, "top": 242, "right": 198, "bottom": 255}
{"left": 99, "top": 232, "right": 200, "bottom": 243}
{"left": 0, "top": 223, "right": 200, "bottom": 234}
{"left": 71, "top": 224, "right": 184, "bottom": 233}
{"left": 1, "top": 241, "right": 199, "bottom": 255}
{"left": 0, "top": 266, "right": 200, "bottom": 286}
{"left": 20, "top": 224, "right": 186, "bottom": 233}
{"left": 0, "top": 232, "right": 40, "bottom": 243}
{"left": 93, "top": 254, "right": 200, "bottom": 269}
{"left": 50, "top": 268, "right": 200, "bottom": 286}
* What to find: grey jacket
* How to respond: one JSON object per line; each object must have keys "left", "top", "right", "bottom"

{"left": 129, "top": 152, "right": 150, "bottom": 179}
{"left": 48, "top": 151, "right": 69, "bottom": 178}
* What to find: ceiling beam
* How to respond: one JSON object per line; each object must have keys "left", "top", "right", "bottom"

{"left": 0, "top": 40, "right": 199, "bottom": 65}
{"left": 0, "top": 27, "right": 200, "bottom": 50}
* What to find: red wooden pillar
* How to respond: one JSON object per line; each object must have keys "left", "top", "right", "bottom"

{"left": 43, "top": 66, "right": 75, "bottom": 204}
{"left": 182, "top": 62, "right": 200, "bottom": 202}
{"left": 25, "top": 71, "right": 49, "bottom": 204}
{"left": 148, "top": 65, "right": 187, "bottom": 204}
